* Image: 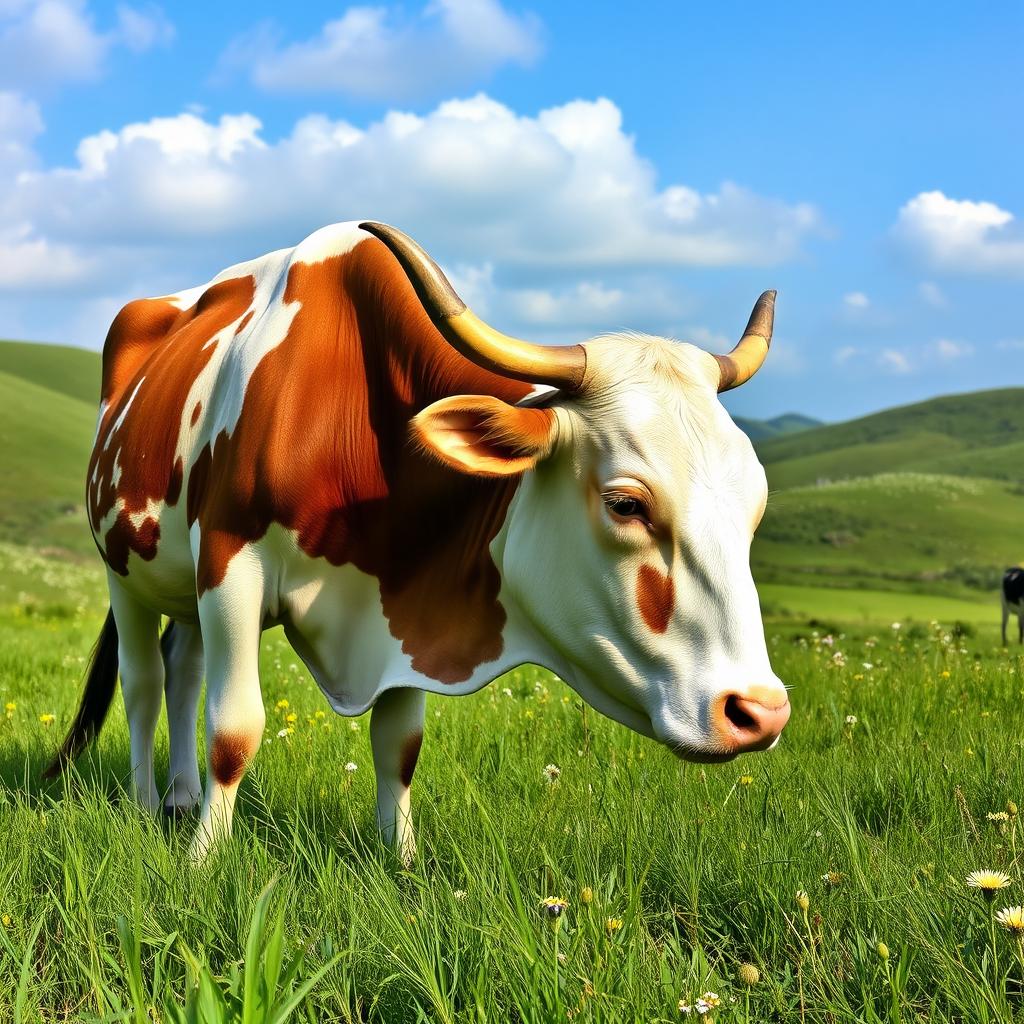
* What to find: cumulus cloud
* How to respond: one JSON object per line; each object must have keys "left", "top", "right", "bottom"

{"left": 895, "top": 190, "right": 1024, "bottom": 275}
{"left": 834, "top": 345, "right": 860, "bottom": 365}
{"left": 5, "top": 94, "right": 821, "bottom": 302}
{"left": 0, "top": 223, "right": 93, "bottom": 289}
{"left": 0, "top": 0, "right": 173, "bottom": 91}
{"left": 221, "top": 0, "right": 541, "bottom": 101}
{"left": 842, "top": 291, "right": 869, "bottom": 310}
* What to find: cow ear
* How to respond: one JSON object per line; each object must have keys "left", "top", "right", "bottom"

{"left": 412, "top": 395, "right": 557, "bottom": 477}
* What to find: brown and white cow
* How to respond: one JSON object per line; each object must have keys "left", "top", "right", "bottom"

{"left": 47, "top": 221, "right": 790, "bottom": 862}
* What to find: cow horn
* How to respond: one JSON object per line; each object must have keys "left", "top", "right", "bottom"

{"left": 360, "top": 221, "right": 587, "bottom": 392}
{"left": 714, "top": 290, "right": 776, "bottom": 392}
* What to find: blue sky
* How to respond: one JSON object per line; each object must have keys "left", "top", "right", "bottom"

{"left": 0, "top": 0, "right": 1021, "bottom": 421}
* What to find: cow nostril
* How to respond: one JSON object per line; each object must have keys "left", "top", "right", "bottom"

{"left": 723, "top": 694, "right": 758, "bottom": 733}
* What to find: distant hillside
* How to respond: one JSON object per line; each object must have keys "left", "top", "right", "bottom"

{"left": 756, "top": 388, "right": 1024, "bottom": 489}
{"left": 0, "top": 340, "right": 100, "bottom": 406}
{"left": 0, "top": 367, "right": 96, "bottom": 558}
{"left": 752, "top": 387, "right": 1024, "bottom": 599}
{"left": 735, "top": 412, "right": 822, "bottom": 441}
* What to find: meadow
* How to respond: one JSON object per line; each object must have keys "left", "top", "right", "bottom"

{"left": 1, "top": 553, "right": 1023, "bottom": 1022}
{"left": 1, "top": 340, "right": 1023, "bottom": 1021}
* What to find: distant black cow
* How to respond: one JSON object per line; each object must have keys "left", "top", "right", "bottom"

{"left": 1003, "top": 567, "right": 1024, "bottom": 645}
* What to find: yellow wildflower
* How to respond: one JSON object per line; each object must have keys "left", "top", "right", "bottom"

{"left": 605, "top": 917, "right": 623, "bottom": 934}
{"left": 966, "top": 869, "right": 1011, "bottom": 899}
{"left": 540, "top": 896, "right": 568, "bottom": 919}
{"left": 996, "top": 906, "right": 1024, "bottom": 935}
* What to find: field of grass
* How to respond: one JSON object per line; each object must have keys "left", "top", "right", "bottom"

{"left": 1, "top": 579, "right": 1024, "bottom": 1021}
{"left": 1, "top": 340, "right": 1023, "bottom": 1020}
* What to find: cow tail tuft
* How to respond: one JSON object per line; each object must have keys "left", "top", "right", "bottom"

{"left": 43, "top": 608, "right": 120, "bottom": 779}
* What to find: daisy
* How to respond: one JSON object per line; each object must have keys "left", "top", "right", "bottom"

{"left": 542, "top": 764, "right": 561, "bottom": 783}
{"left": 996, "top": 906, "right": 1024, "bottom": 935}
{"left": 966, "top": 869, "right": 1011, "bottom": 900}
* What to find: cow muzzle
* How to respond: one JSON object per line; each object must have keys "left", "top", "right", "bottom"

{"left": 714, "top": 686, "right": 791, "bottom": 754}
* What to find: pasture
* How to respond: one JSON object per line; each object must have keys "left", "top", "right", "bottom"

{"left": 1, "top": 549, "right": 1023, "bottom": 1022}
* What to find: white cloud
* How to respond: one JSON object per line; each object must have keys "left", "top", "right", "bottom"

{"left": 834, "top": 345, "right": 860, "bottom": 365}
{"left": 842, "top": 291, "right": 869, "bottom": 310}
{"left": 895, "top": 190, "right": 1024, "bottom": 275}
{"left": 0, "top": 223, "right": 92, "bottom": 289}
{"left": 0, "top": 91, "right": 825, "bottom": 354}
{"left": 878, "top": 348, "right": 912, "bottom": 375}
{"left": 931, "top": 338, "right": 973, "bottom": 361}
{"left": 0, "top": 0, "right": 173, "bottom": 91}
{"left": 222, "top": 0, "right": 541, "bottom": 101}
{"left": 0, "top": 90, "right": 42, "bottom": 173}
{"left": 995, "top": 339, "right": 1024, "bottom": 352}
{"left": 918, "top": 280, "right": 947, "bottom": 308}
{"left": 5, "top": 94, "right": 821, "bottom": 302}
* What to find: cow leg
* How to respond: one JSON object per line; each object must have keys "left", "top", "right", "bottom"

{"left": 161, "top": 621, "right": 205, "bottom": 817}
{"left": 189, "top": 573, "right": 266, "bottom": 861}
{"left": 370, "top": 687, "right": 425, "bottom": 867}
{"left": 108, "top": 575, "right": 163, "bottom": 812}
{"left": 1002, "top": 600, "right": 1010, "bottom": 646}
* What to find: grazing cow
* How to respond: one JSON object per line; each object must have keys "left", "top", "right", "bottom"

{"left": 1003, "top": 567, "right": 1024, "bottom": 645}
{"left": 47, "top": 221, "right": 790, "bottom": 863}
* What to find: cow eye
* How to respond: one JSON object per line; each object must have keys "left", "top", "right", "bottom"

{"left": 603, "top": 492, "right": 650, "bottom": 524}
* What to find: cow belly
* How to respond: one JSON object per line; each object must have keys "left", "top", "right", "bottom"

{"left": 265, "top": 525, "right": 514, "bottom": 713}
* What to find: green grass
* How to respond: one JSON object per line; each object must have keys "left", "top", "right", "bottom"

{"left": 758, "top": 582, "right": 998, "bottom": 625}
{"left": 2, "top": 559, "right": 1024, "bottom": 1021}
{"left": 2, "top": 341, "right": 1024, "bottom": 1019}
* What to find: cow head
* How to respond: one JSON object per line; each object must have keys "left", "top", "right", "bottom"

{"left": 362, "top": 222, "right": 790, "bottom": 763}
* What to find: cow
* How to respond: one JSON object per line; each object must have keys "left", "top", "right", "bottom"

{"left": 1003, "top": 567, "right": 1024, "bottom": 646}
{"left": 46, "top": 221, "right": 790, "bottom": 863}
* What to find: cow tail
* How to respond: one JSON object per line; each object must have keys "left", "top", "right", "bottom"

{"left": 43, "top": 608, "right": 120, "bottom": 779}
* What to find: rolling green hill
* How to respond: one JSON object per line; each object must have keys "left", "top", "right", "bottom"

{"left": 751, "top": 388, "right": 1024, "bottom": 604}
{"left": 0, "top": 339, "right": 100, "bottom": 405}
{"left": 0, "top": 341, "right": 101, "bottom": 560}
{"left": 757, "top": 388, "right": 1024, "bottom": 488}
